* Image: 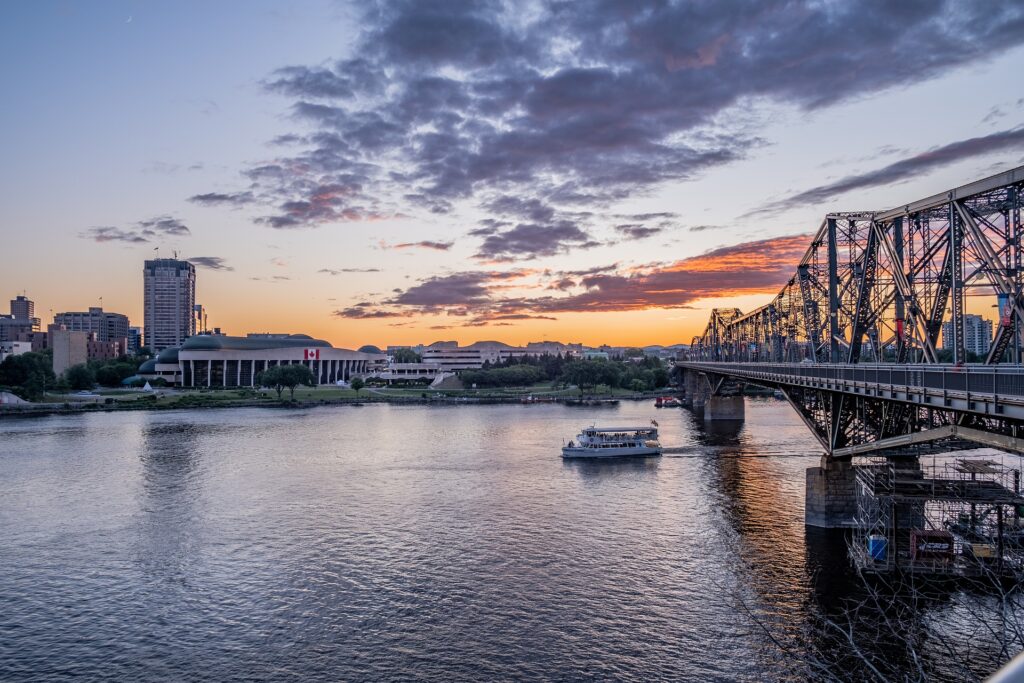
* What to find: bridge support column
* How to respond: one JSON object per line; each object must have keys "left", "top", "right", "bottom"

{"left": 805, "top": 456, "right": 856, "bottom": 528}
{"left": 704, "top": 395, "right": 744, "bottom": 421}
{"left": 682, "top": 370, "right": 699, "bottom": 408}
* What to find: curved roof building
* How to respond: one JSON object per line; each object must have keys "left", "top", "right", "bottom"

{"left": 138, "top": 333, "right": 384, "bottom": 388}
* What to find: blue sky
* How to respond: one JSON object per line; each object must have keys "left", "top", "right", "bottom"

{"left": 2, "top": 1, "right": 1024, "bottom": 346}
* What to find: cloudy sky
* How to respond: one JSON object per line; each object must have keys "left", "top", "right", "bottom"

{"left": 3, "top": 0, "right": 1024, "bottom": 347}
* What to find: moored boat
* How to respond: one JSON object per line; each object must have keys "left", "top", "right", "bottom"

{"left": 561, "top": 423, "right": 662, "bottom": 458}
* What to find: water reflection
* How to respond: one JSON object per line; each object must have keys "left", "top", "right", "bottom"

{"left": 562, "top": 456, "right": 661, "bottom": 480}
{"left": 1, "top": 402, "right": 1020, "bottom": 681}
{"left": 135, "top": 420, "right": 206, "bottom": 585}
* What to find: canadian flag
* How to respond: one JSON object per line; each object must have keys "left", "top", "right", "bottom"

{"left": 304, "top": 348, "right": 320, "bottom": 360}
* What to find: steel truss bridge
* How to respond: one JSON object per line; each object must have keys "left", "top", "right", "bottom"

{"left": 680, "top": 165, "right": 1024, "bottom": 457}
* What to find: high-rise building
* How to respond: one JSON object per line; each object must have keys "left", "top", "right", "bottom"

{"left": 1, "top": 295, "right": 39, "bottom": 342}
{"left": 54, "top": 307, "right": 129, "bottom": 343}
{"left": 127, "top": 327, "right": 142, "bottom": 355}
{"left": 941, "top": 314, "right": 994, "bottom": 357}
{"left": 10, "top": 295, "right": 34, "bottom": 321}
{"left": 144, "top": 258, "right": 196, "bottom": 352}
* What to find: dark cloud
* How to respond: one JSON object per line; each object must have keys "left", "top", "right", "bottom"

{"left": 688, "top": 225, "right": 723, "bottom": 232}
{"left": 81, "top": 215, "right": 191, "bottom": 244}
{"left": 475, "top": 221, "right": 599, "bottom": 261}
{"left": 319, "top": 267, "right": 381, "bottom": 275}
{"left": 333, "top": 303, "right": 411, "bottom": 319}
{"left": 81, "top": 227, "right": 149, "bottom": 244}
{"left": 617, "top": 212, "right": 677, "bottom": 221}
{"left": 389, "top": 240, "right": 454, "bottom": 251}
{"left": 387, "top": 270, "right": 527, "bottom": 309}
{"left": 199, "top": 0, "right": 1024, "bottom": 235}
{"left": 548, "top": 278, "right": 576, "bottom": 291}
{"left": 137, "top": 216, "right": 191, "bottom": 236}
{"left": 754, "top": 126, "right": 1024, "bottom": 215}
{"left": 189, "top": 256, "right": 234, "bottom": 271}
{"left": 615, "top": 224, "right": 662, "bottom": 239}
{"left": 559, "top": 264, "right": 620, "bottom": 277}
{"left": 342, "top": 234, "right": 808, "bottom": 321}
{"left": 189, "top": 191, "right": 255, "bottom": 206}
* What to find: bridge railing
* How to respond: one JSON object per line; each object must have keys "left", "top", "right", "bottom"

{"left": 679, "top": 362, "right": 1024, "bottom": 398}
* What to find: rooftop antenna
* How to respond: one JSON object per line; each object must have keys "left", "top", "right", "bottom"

{"left": 173, "top": 250, "right": 179, "bottom": 260}
{"left": 154, "top": 246, "right": 159, "bottom": 259}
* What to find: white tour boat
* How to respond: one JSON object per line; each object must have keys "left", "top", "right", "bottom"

{"left": 561, "top": 423, "right": 662, "bottom": 458}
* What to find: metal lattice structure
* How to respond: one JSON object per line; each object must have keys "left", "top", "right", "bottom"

{"left": 681, "top": 166, "right": 1024, "bottom": 455}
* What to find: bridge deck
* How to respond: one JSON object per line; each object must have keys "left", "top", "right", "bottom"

{"left": 679, "top": 362, "right": 1024, "bottom": 421}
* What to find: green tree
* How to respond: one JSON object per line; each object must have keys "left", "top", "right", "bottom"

{"left": 257, "top": 364, "right": 314, "bottom": 400}
{"left": 392, "top": 347, "right": 421, "bottom": 363}
{"left": 0, "top": 351, "right": 56, "bottom": 400}
{"left": 561, "top": 360, "right": 602, "bottom": 394}
{"left": 95, "top": 365, "right": 121, "bottom": 387}
{"left": 257, "top": 365, "right": 287, "bottom": 399}
{"left": 65, "top": 364, "right": 96, "bottom": 391}
{"left": 350, "top": 376, "right": 365, "bottom": 394}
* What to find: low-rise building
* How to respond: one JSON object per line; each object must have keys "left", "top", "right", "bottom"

{"left": 16, "top": 331, "right": 48, "bottom": 352}
{"left": 0, "top": 316, "right": 38, "bottom": 343}
{"left": 137, "top": 333, "right": 384, "bottom": 388}
{"left": 51, "top": 327, "right": 128, "bottom": 376}
{"left": 53, "top": 307, "right": 130, "bottom": 343}
{"left": 51, "top": 329, "right": 91, "bottom": 376}
{"left": 377, "top": 362, "right": 444, "bottom": 383}
{"left": 0, "top": 341, "right": 32, "bottom": 362}
{"left": 416, "top": 340, "right": 582, "bottom": 370}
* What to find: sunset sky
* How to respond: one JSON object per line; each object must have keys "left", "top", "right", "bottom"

{"left": 3, "top": 1, "right": 1024, "bottom": 349}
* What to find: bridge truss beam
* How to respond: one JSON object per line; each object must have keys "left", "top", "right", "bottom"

{"left": 685, "top": 165, "right": 1024, "bottom": 455}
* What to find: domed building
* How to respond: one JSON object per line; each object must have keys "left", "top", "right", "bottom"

{"left": 137, "top": 333, "right": 384, "bottom": 388}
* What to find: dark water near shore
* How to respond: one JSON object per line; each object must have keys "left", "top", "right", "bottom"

{"left": 0, "top": 399, "right": 1019, "bottom": 681}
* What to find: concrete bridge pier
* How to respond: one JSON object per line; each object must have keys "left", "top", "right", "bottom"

{"left": 704, "top": 395, "right": 744, "bottom": 422}
{"left": 681, "top": 369, "right": 699, "bottom": 408}
{"left": 680, "top": 369, "right": 745, "bottom": 421}
{"left": 805, "top": 456, "right": 857, "bottom": 528}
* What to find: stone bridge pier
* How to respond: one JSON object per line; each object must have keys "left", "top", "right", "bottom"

{"left": 805, "top": 457, "right": 857, "bottom": 528}
{"left": 679, "top": 369, "right": 745, "bottom": 422}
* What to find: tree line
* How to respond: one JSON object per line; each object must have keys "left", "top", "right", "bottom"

{"left": 0, "top": 349, "right": 154, "bottom": 400}
{"left": 458, "top": 353, "right": 670, "bottom": 391}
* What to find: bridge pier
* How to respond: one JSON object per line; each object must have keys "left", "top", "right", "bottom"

{"left": 682, "top": 370, "right": 699, "bottom": 408}
{"left": 805, "top": 456, "right": 857, "bottom": 528}
{"left": 703, "top": 395, "right": 744, "bottom": 421}
{"left": 681, "top": 369, "right": 744, "bottom": 421}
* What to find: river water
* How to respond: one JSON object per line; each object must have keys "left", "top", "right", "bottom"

{"left": 0, "top": 399, "right": 1019, "bottom": 681}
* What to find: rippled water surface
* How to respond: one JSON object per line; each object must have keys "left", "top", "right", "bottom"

{"left": 0, "top": 400, "right": 1017, "bottom": 681}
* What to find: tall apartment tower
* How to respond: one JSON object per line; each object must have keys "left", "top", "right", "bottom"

{"left": 144, "top": 259, "right": 196, "bottom": 352}
{"left": 941, "top": 314, "right": 994, "bottom": 357}
{"left": 10, "top": 295, "right": 34, "bottom": 321}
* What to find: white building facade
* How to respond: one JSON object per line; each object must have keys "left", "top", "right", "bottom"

{"left": 139, "top": 334, "right": 383, "bottom": 388}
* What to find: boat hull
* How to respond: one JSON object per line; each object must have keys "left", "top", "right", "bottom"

{"left": 561, "top": 446, "right": 662, "bottom": 458}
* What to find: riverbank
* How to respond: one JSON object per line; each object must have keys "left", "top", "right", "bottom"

{"left": 0, "top": 385, "right": 673, "bottom": 419}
